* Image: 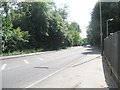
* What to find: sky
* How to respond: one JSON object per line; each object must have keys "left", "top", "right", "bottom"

{"left": 53, "top": 0, "right": 98, "bottom": 38}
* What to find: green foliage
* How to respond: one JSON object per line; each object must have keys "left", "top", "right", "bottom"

{"left": 81, "top": 38, "right": 88, "bottom": 45}
{"left": 2, "top": 17, "right": 30, "bottom": 52}
{"left": 1, "top": 1, "right": 82, "bottom": 55}
{"left": 64, "top": 30, "right": 81, "bottom": 46}
{"left": 47, "top": 11, "right": 65, "bottom": 49}
{"left": 2, "top": 48, "right": 44, "bottom": 56}
{"left": 69, "top": 22, "right": 81, "bottom": 32}
{"left": 57, "top": 4, "right": 68, "bottom": 21}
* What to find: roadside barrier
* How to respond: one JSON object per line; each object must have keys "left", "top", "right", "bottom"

{"left": 104, "top": 30, "right": 120, "bottom": 88}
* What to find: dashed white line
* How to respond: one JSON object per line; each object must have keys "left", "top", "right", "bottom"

{"left": 24, "top": 60, "right": 29, "bottom": 64}
{"left": 1, "top": 64, "right": 7, "bottom": 70}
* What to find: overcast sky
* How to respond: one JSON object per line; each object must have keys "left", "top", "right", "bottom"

{"left": 53, "top": 0, "right": 98, "bottom": 38}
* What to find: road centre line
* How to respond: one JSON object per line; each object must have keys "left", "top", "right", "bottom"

{"left": 1, "top": 64, "right": 7, "bottom": 70}
{"left": 24, "top": 60, "right": 29, "bottom": 64}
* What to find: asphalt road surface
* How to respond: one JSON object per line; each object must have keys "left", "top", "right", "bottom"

{"left": 1, "top": 46, "right": 95, "bottom": 88}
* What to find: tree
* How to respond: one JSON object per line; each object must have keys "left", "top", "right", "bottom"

{"left": 58, "top": 4, "right": 68, "bottom": 21}
{"left": 81, "top": 38, "right": 88, "bottom": 45}
{"left": 13, "top": 1, "right": 82, "bottom": 49}
{"left": 87, "top": 2, "right": 120, "bottom": 48}
{"left": 2, "top": 16, "right": 30, "bottom": 52}
{"left": 1, "top": 1, "right": 82, "bottom": 53}
{"left": 1, "top": 2, "right": 30, "bottom": 52}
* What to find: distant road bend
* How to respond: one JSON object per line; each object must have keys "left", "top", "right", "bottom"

{"left": 1, "top": 46, "right": 96, "bottom": 88}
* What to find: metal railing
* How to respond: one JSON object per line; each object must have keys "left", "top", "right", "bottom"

{"left": 104, "top": 30, "right": 120, "bottom": 87}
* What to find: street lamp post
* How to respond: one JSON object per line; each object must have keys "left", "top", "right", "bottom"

{"left": 106, "top": 18, "right": 113, "bottom": 37}
{"left": 99, "top": 1, "right": 103, "bottom": 55}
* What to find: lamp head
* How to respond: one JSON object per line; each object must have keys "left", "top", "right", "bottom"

{"left": 109, "top": 18, "right": 114, "bottom": 21}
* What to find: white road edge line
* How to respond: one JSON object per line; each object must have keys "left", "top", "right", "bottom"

{"left": 25, "top": 55, "right": 86, "bottom": 88}
{"left": 1, "top": 64, "right": 7, "bottom": 70}
{"left": 25, "top": 66, "right": 66, "bottom": 88}
{"left": 24, "top": 60, "right": 29, "bottom": 64}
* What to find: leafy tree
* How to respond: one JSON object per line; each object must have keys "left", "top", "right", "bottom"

{"left": 64, "top": 30, "right": 81, "bottom": 46}
{"left": 81, "top": 38, "right": 88, "bottom": 45}
{"left": 70, "top": 22, "right": 81, "bottom": 32}
{"left": 47, "top": 11, "right": 66, "bottom": 49}
{"left": 1, "top": 2, "right": 30, "bottom": 52}
{"left": 2, "top": 16, "right": 30, "bottom": 52}
{"left": 12, "top": 2, "right": 50, "bottom": 48}
{"left": 87, "top": 2, "right": 120, "bottom": 48}
{"left": 1, "top": 1, "right": 82, "bottom": 54}
{"left": 58, "top": 4, "right": 68, "bottom": 21}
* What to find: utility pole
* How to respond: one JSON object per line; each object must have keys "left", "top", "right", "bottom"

{"left": 99, "top": 1, "right": 103, "bottom": 55}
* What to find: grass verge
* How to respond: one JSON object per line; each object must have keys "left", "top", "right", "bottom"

{"left": 1, "top": 46, "right": 74, "bottom": 56}
{"left": 2, "top": 48, "right": 44, "bottom": 56}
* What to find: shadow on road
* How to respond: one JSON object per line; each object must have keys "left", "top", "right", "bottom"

{"left": 81, "top": 47, "right": 100, "bottom": 55}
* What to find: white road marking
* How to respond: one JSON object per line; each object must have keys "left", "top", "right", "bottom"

{"left": 1, "top": 64, "right": 7, "bottom": 70}
{"left": 24, "top": 60, "right": 29, "bottom": 64}
{"left": 25, "top": 68, "right": 63, "bottom": 88}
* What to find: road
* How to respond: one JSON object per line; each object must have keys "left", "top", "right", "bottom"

{"left": 1, "top": 46, "right": 96, "bottom": 88}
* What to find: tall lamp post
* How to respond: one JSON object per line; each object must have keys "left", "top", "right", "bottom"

{"left": 106, "top": 18, "right": 113, "bottom": 37}
{"left": 99, "top": 1, "right": 103, "bottom": 55}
